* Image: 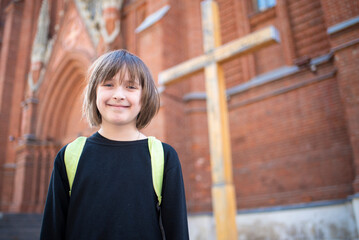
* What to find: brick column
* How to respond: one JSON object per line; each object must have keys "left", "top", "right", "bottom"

{"left": 319, "top": 0, "right": 359, "bottom": 190}
{"left": 0, "top": 1, "right": 25, "bottom": 211}
{"left": 10, "top": 140, "right": 59, "bottom": 213}
{"left": 11, "top": 143, "right": 37, "bottom": 212}
{"left": 11, "top": 82, "right": 41, "bottom": 212}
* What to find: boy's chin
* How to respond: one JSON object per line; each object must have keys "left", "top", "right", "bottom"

{"left": 103, "top": 119, "right": 137, "bottom": 127}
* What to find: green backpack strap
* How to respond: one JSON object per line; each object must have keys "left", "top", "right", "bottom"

{"left": 64, "top": 136, "right": 87, "bottom": 196}
{"left": 148, "top": 136, "right": 164, "bottom": 206}
{"left": 64, "top": 136, "right": 164, "bottom": 205}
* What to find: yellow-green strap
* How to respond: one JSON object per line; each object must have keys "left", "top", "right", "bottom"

{"left": 64, "top": 136, "right": 164, "bottom": 203}
{"left": 64, "top": 136, "right": 87, "bottom": 196}
{"left": 148, "top": 137, "right": 164, "bottom": 206}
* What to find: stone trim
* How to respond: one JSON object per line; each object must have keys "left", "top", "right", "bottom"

{"left": 73, "top": 0, "right": 101, "bottom": 46}
{"left": 327, "top": 16, "right": 359, "bottom": 35}
{"left": 183, "top": 92, "right": 207, "bottom": 102}
{"left": 237, "top": 198, "right": 349, "bottom": 214}
{"left": 3, "top": 163, "right": 16, "bottom": 169}
{"left": 30, "top": 0, "right": 50, "bottom": 64}
{"left": 182, "top": 52, "right": 333, "bottom": 102}
{"left": 135, "top": 5, "right": 170, "bottom": 33}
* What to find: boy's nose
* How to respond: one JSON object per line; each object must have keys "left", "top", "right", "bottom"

{"left": 113, "top": 86, "right": 126, "bottom": 100}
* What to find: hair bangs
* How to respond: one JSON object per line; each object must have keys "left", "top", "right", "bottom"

{"left": 97, "top": 54, "right": 124, "bottom": 84}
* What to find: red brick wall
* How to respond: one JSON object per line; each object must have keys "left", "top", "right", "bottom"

{"left": 250, "top": 7, "right": 285, "bottom": 75}
{"left": 288, "top": 0, "right": 330, "bottom": 58}
{"left": 319, "top": 0, "right": 359, "bottom": 191}
{"left": 157, "top": 0, "right": 356, "bottom": 213}
{"left": 320, "top": 0, "right": 359, "bottom": 27}
{"left": 230, "top": 70, "right": 352, "bottom": 208}
{"left": 335, "top": 43, "right": 359, "bottom": 191}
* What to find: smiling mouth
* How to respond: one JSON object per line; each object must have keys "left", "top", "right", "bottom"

{"left": 107, "top": 104, "right": 130, "bottom": 108}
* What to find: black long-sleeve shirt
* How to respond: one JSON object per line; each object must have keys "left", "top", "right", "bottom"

{"left": 40, "top": 132, "right": 189, "bottom": 240}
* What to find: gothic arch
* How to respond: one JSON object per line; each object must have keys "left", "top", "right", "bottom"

{"left": 36, "top": 52, "right": 94, "bottom": 145}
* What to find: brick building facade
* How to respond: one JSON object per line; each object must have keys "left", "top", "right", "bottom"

{"left": 0, "top": 0, "right": 358, "bottom": 239}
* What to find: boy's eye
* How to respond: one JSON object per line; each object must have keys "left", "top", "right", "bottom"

{"left": 102, "top": 82, "right": 113, "bottom": 87}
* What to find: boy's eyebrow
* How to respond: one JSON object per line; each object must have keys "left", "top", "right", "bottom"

{"left": 103, "top": 77, "right": 140, "bottom": 85}
{"left": 125, "top": 78, "right": 140, "bottom": 84}
{"left": 102, "top": 78, "right": 113, "bottom": 83}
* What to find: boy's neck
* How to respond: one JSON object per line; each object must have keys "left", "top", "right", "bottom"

{"left": 98, "top": 124, "right": 146, "bottom": 141}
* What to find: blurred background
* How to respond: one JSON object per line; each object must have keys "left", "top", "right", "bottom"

{"left": 0, "top": 0, "right": 358, "bottom": 239}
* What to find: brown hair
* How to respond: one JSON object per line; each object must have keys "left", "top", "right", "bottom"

{"left": 83, "top": 49, "right": 160, "bottom": 129}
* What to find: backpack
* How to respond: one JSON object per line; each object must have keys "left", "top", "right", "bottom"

{"left": 64, "top": 136, "right": 164, "bottom": 206}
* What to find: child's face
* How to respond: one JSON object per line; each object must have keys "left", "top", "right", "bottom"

{"left": 96, "top": 69, "right": 142, "bottom": 129}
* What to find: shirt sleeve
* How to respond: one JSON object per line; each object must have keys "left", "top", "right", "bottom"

{"left": 40, "top": 147, "right": 70, "bottom": 240}
{"left": 161, "top": 144, "right": 190, "bottom": 240}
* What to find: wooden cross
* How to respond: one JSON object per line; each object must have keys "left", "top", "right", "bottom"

{"left": 158, "top": 1, "right": 280, "bottom": 239}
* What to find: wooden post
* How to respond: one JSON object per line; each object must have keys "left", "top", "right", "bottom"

{"left": 201, "top": 1, "right": 238, "bottom": 239}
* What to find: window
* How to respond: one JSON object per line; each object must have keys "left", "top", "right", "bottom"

{"left": 256, "top": 0, "right": 276, "bottom": 12}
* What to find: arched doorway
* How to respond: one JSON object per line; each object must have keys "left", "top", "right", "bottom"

{"left": 12, "top": 52, "right": 96, "bottom": 213}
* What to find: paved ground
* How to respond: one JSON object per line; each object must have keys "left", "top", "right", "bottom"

{"left": 0, "top": 213, "right": 42, "bottom": 240}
